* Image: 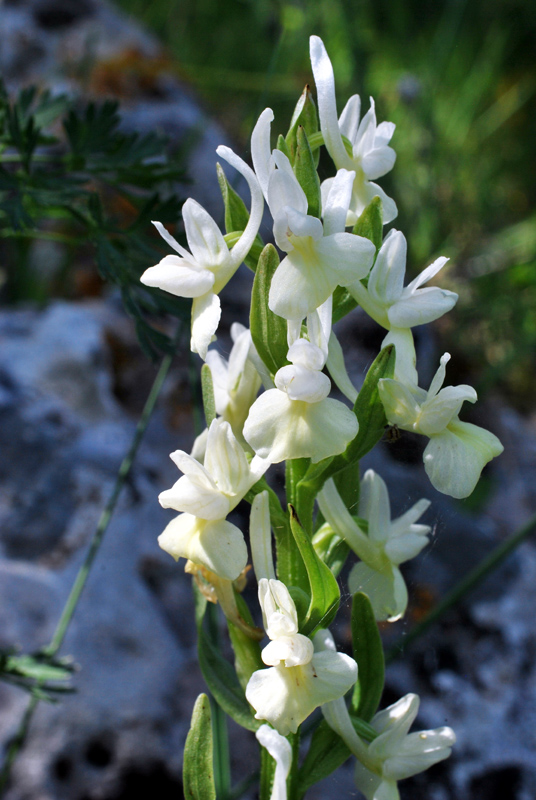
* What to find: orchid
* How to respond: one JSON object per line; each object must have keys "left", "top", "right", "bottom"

{"left": 317, "top": 470, "right": 431, "bottom": 621}
{"left": 348, "top": 229, "right": 458, "bottom": 384}
{"left": 206, "top": 322, "right": 261, "bottom": 442}
{"left": 243, "top": 337, "right": 358, "bottom": 463}
{"left": 245, "top": 581, "right": 357, "bottom": 735}
{"left": 140, "top": 145, "right": 263, "bottom": 359}
{"left": 157, "top": 418, "right": 269, "bottom": 579}
{"left": 323, "top": 692, "right": 456, "bottom": 800}
{"left": 251, "top": 109, "right": 376, "bottom": 322}
{"left": 310, "top": 35, "right": 397, "bottom": 226}
{"left": 379, "top": 353, "right": 504, "bottom": 498}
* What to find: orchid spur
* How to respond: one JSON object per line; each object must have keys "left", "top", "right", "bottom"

{"left": 140, "top": 145, "right": 263, "bottom": 359}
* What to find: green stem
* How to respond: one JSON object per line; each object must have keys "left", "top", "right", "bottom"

{"left": 206, "top": 602, "right": 231, "bottom": 800}
{"left": 0, "top": 332, "right": 180, "bottom": 793}
{"left": 387, "top": 511, "right": 536, "bottom": 663}
{"left": 287, "top": 729, "right": 301, "bottom": 800}
{"left": 259, "top": 741, "right": 276, "bottom": 800}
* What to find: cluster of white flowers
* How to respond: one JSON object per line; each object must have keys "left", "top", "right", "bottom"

{"left": 141, "top": 34, "right": 503, "bottom": 800}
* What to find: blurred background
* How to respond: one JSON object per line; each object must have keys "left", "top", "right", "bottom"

{"left": 0, "top": 0, "right": 535, "bottom": 798}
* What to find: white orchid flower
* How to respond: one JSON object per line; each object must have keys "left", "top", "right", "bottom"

{"left": 206, "top": 323, "right": 261, "bottom": 441}
{"left": 251, "top": 109, "right": 375, "bottom": 322}
{"left": 255, "top": 725, "right": 292, "bottom": 800}
{"left": 243, "top": 338, "right": 358, "bottom": 464}
{"left": 157, "top": 418, "right": 269, "bottom": 580}
{"left": 317, "top": 471, "right": 431, "bottom": 621}
{"left": 348, "top": 229, "right": 458, "bottom": 384}
{"left": 310, "top": 35, "right": 397, "bottom": 226}
{"left": 323, "top": 691, "right": 455, "bottom": 800}
{"left": 245, "top": 582, "right": 357, "bottom": 735}
{"left": 140, "top": 146, "right": 263, "bottom": 359}
{"left": 379, "top": 353, "right": 504, "bottom": 498}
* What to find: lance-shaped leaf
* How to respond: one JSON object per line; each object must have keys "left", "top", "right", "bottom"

{"left": 276, "top": 133, "right": 292, "bottom": 160}
{"left": 195, "top": 589, "right": 259, "bottom": 731}
{"left": 289, "top": 505, "right": 340, "bottom": 636}
{"left": 285, "top": 85, "right": 320, "bottom": 166}
{"left": 293, "top": 127, "right": 321, "bottom": 219}
{"left": 183, "top": 694, "right": 216, "bottom": 800}
{"left": 343, "top": 344, "right": 395, "bottom": 464}
{"left": 250, "top": 244, "right": 288, "bottom": 375}
{"left": 350, "top": 592, "right": 385, "bottom": 722}
{"left": 333, "top": 197, "right": 384, "bottom": 322}
{"left": 217, "top": 163, "right": 263, "bottom": 271}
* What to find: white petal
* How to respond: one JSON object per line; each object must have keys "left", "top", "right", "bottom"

{"left": 359, "top": 470, "right": 391, "bottom": 543}
{"left": 388, "top": 286, "right": 458, "bottom": 328}
{"left": 418, "top": 385, "right": 477, "bottom": 436}
{"left": 158, "top": 514, "right": 247, "bottom": 580}
{"left": 250, "top": 492, "right": 276, "bottom": 582}
{"left": 205, "top": 350, "right": 230, "bottom": 415}
{"left": 423, "top": 420, "right": 503, "bottom": 499}
{"left": 383, "top": 727, "right": 456, "bottom": 780}
{"left": 262, "top": 634, "right": 314, "bottom": 668}
{"left": 389, "top": 499, "right": 431, "bottom": 538}
{"left": 375, "top": 121, "right": 396, "bottom": 147}
{"left": 361, "top": 145, "right": 396, "bottom": 181}
{"left": 255, "top": 725, "right": 292, "bottom": 800}
{"left": 243, "top": 391, "right": 358, "bottom": 464}
{"left": 307, "top": 297, "right": 332, "bottom": 360}
{"left": 317, "top": 479, "right": 377, "bottom": 563}
{"left": 275, "top": 363, "right": 331, "bottom": 403}
{"left": 251, "top": 108, "right": 275, "bottom": 199}
{"left": 191, "top": 292, "right": 221, "bottom": 360}
{"left": 323, "top": 169, "right": 356, "bottom": 235}
{"left": 359, "top": 181, "right": 398, "bottom": 226}
{"left": 367, "top": 230, "right": 406, "bottom": 306}
{"left": 370, "top": 694, "right": 419, "bottom": 749}
{"left": 327, "top": 331, "right": 358, "bottom": 403}
{"left": 348, "top": 562, "right": 408, "bottom": 622}
{"left": 159, "top": 473, "right": 230, "bottom": 521}
{"left": 140, "top": 255, "right": 215, "bottom": 298}
{"left": 216, "top": 145, "right": 264, "bottom": 270}
{"left": 354, "top": 98, "right": 377, "bottom": 156}
{"left": 309, "top": 36, "right": 353, "bottom": 170}
{"left": 427, "top": 352, "right": 450, "bottom": 398}
{"left": 378, "top": 378, "right": 422, "bottom": 430}
{"left": 385, "top": 532, "right": 429, "bottom": 565}
{"left": 259, "top": 578, "right": 299, "bottom": 637}
{"left": 183, "top": 198, "right": 228, "bottom": 267}
{"left": 404, "top": 257, "right": 449, "bottom": 293}
{"left": 268, "top": 249, "right": 337, "bottom": 320}
{"left": 339, "top": 94, "right": 362, "bottom": 143}
{"left": 285, "top": 206, "right": 323, "bottom": 240}
{"left": 315, "top": 233, "right": 376, "bottom": 285}
{"left": 152, "top": 220, "right": 192, "bottom": 259}
{"left": 204, "top": 419, "right": 251, "bottom": 498}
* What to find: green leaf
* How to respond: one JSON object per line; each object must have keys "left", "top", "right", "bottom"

{"left": 195, "top": 589, "right": 259, "bottom": 732}
{"left": 297, "top": 719, "right": 350, "bottom": 796}
{"left": 312, "top": 525, "right": 350, "bottom": 578}
{"left": 276, "top": 133, "right": 292, "bottom": 160}
{"left": 351, "top": 593, "right": 385, "bottom": 722}
{"left": 345, "top": 344, "right": 396, "bottom": 463}
{"left": 201, "top": 363, "right": 216, "bottom": 427}
{"left": 289, "top": 505, "right": 340, "bottom": 636}
{"left": 250, "top": 244, "right": 288, "bottom": 375}
{"left": 227, "top": 593, "right": 264, "bottom": 692}
{"left": 294, "top": 127, "right": 321, "bottom": 218}
{"left": 183, "top": 694, "right": 216, "bottom": 800}
{"left": 4, "top": 655, "right": 72, "bottom": 684}
{"left": 333, "top": 197, "right": 384, "bottom": 322}
{"left": 216, "top": 163, "right": 262, "bottom": 271}
{"left": 285, "top": 86, "right": 319, "bottom": 166}
{"left": 352, "top": 196, "right": 383, "bottom": 251}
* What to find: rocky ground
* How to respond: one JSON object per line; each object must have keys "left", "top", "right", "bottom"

{"left": 0, "top": 2, "right": 535, "bottom": 799}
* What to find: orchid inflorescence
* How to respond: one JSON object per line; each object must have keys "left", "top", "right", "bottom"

{"left": 141, "top": 36, "right": 503, "bottom": 800}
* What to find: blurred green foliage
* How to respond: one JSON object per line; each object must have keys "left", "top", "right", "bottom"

{"left": 117, "top": 0, "right": 536, "bottom": 405}
{"left": 0, "top": 83, "right": 189, "bottom": 358}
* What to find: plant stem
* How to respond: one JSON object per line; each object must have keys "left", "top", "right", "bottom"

{"left": 206, "top": 603, "right": 231, "bottom": 800}
{"left": 0, "top": 331, "right": 180, "bottom": 794}
{"left": 387, "top": 511, "right": 536, "bottom": 663}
